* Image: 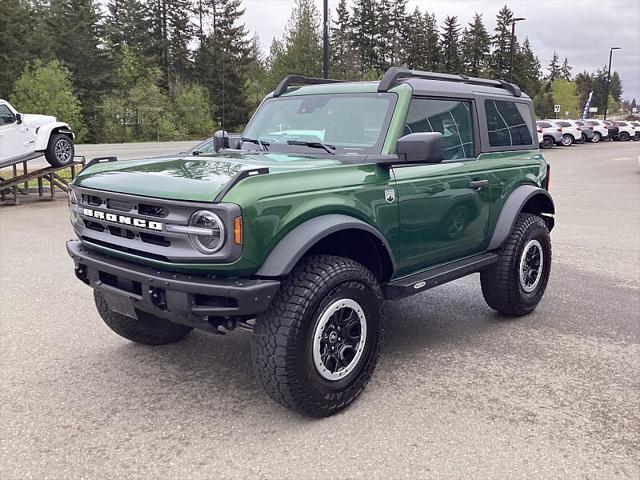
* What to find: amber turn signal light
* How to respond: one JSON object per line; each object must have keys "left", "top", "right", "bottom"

{"left": 234, "top": 217, "right": 242, "bottom": 245}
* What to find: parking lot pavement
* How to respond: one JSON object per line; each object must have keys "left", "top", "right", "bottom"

{"left": 1, "top": 142, "right": 639, "bottom": 479}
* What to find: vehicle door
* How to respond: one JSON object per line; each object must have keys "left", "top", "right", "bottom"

{"left": 392, "top": 97, "right": 492, "bottom": 276}
{"left": 0, "top": 104, "right": 23, "bottom": 161}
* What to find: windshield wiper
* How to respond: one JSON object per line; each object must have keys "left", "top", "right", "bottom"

{"left": 286, "top": 140, "right": 336, "bottom": 155}
{"left": 241, "top": 137, "right": 270, "bottom": 151}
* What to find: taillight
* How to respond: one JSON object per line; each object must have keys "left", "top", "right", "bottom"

{"left": 576, "top": 126, "right": 582, "bottom": 131}
{"left": 557, "top": 128, "right": 562, "bottom": 132}
{"left": 604, "top": 125, "right": 608, "bottom": 129}
{"left": 537, "top": 127, "right": 543, "bottom": 133}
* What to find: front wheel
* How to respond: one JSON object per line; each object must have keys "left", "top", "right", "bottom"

{"left": 592, "top": 132, "right": 601, "bottom": 143}
{"left": 252, "top": 255, "right": 383, "bottom": 417}
{"left": 619, "top": 132, "right": 630, "bottom": 141}
{"left": 481, "top": 213, "right": 552, "bottom": 316}
{"left": 561, "top": 134, "right": 573, "bottom": 146}
{"left": 44, "top": 133, "right": 75, "bottom": 167}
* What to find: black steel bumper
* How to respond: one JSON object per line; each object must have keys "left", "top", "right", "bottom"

{"left": 66, "top": 240, "right": 280, "bottom": 325}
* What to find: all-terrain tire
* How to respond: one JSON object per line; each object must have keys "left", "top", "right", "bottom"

{"left": 252, "top": 255, "right": 384, "bottom": 417}
{"left": 94, "top": 291, "right": 192, "bottom": 345}
{"left": 480, "top": 213, "right": 551, "bottom": 316}
{"left": 44, "top": 133, "right": 75, "bottom": 167}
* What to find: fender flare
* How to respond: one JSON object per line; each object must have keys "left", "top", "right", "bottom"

{"left": 255, "top": 214, "right": 395, "bottom": 277}
{"left": 34, "top": 122, "right": 75, "bottom": 151}
{"left": 487, "top": 185, "right": 555, "bottom": 250}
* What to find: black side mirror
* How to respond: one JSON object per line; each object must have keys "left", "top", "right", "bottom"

{"left": 396, "top": 132, "right": 444, "bottom": 164}
{"left": 15, "top": 113, "right": 22, "bottom": 124}
{"left": 213, "top": 130, "right": 229, "bottom": 152}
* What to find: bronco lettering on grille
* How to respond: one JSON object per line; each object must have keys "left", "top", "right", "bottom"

{"left": 82, "top": 208, "right": 163, "bottom": 231}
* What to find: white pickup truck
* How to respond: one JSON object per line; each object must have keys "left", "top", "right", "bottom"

{"left": 0, "top": 99, "right": 75, "bottom": 168}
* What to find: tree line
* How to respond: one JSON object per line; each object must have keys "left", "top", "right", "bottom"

{"left": 0, "top": 0, "right": 631, "bottom": 143}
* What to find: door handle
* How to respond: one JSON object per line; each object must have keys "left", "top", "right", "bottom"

{"left": 468, "top": 179, "right": 489, "bottom": 189}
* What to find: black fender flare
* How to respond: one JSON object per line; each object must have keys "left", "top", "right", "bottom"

{"left": 487, "top": 185, "right": 555, "bottom": 250}
{"left": 255, "top": 214, "right": 395, "bottom": 277}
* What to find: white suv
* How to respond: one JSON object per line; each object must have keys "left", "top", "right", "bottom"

{"left": 0, "top": 99, "right": 75, "bottom": 168}
{"left": 546, "top": 119, "right": 582, "bottom": 146}
{"left": 584, "top": 119, "right": 609, "bottom": 143}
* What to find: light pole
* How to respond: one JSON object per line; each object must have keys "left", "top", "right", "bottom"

{"left": 322, "top": 0, "right": 329, "bottom": 79}
{"left": 603, "top": 46, "right": 621, "bottom": 120}
{"left": 508, "top": 17, "right": 526, "bottom": 83}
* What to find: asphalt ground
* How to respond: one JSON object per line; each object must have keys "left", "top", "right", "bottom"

{"left": 1, "top": 141, "right": 639, "bottom": 479}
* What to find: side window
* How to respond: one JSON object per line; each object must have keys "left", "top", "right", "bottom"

{"left": 539, "top": 122, "right": 552, "bottom": 128}
{"left": 484, "top": 99, "right": 533, "bottom": 147}
{"left": 405, "top": 98, "right": 475, "bottom": 160}
{"left": 0, "top": 105, "right": 16, "bottom": 126}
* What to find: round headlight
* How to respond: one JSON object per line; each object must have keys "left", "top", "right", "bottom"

{"left": 68, "top": 189, "right": 79, "bottom": 223}
{"left": 188, "top": 210, "right": 225, "bottom": 254}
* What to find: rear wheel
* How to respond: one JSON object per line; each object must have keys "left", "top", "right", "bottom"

{"left": 541, "top": 136, "right": 554, "bottom": 149}
{"left": 44, "top": 133, "right": 74, "bottom": 167}
{"left": 592, "top": 132, "right": 601, "bottom": 143}
{"left": 580, "top": 133, "right": 588, "bottom": 144}
{"left": 561, "top": 134, "right": 573, "bottom": 146}
{"left": 252, "top": 255, "right": 383, "bottom": 417}
{"left": 481, "top": 213, "right": 552, "bottom": 316}
{"left": 94, "top": 291, "right": 192, "bottom": 345}
{"left": 619, "top": 132, "right": 630, "bottom": 141}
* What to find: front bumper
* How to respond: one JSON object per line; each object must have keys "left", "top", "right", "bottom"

{"left": 67, "top": 240, "right": 280, "bottom": 326}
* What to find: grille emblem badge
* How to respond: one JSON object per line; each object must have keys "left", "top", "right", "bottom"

{"left": 82, "top": 208, "right": 163, "bottom": 231}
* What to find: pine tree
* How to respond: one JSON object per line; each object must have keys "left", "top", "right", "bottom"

{"left": 330, "top": 0, "right": 360, "bottom": 79}
{"left": 148, "top": 0, "right": 194, "bottom": 92}
{"left": 491, "top": 5, "right": 514, "bottom": 79}
{"left": 610, "top": 71, "right": 623, "bottom": 102}
{"left": 423, "top": 12, "right": 440, "bottom": 71}
{"left": 47, "top": 0, "right": 115, "bottom": 141}
{"left": 105, "top": 0, "right": 150, "bottom": 56}
{"left": 378, "top": 0, "right": 408, "bottom": 68}
{"left": 512, "top": 38, "right": 541, "bottom": 96}
{"left": 460, "top": 13, "right": 490, "bottom": 77}
{"left": 351, "top": 0, "right": 380, "bottom": 73}
{"left": 547, "top": 51, "right": 561, "bottom": 82}
{"left": 560, "top": 57, "right": 572, "bottom": 80}
{"left": 440, "top": 15, "right": 462, "bottom": 74}
{"left": 574, "top": 71, "right": 594, "bottom": 113}
{"left": 267, "top": 0, "right": 322, "bottom": 87}
{"left": 403, "top": 7, "right": 429, "bottom": 70}
{"left": 196, "top": 0, "right": 253, "bottom": 130}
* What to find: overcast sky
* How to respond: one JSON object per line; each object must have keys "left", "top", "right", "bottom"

{"left": 243, "top": 0, "right": 640, "bottom": 101}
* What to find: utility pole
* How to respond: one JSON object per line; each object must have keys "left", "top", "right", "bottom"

{"left": 603, "top": 47, "right": 621, "bottom": 120}
{"left": 323, "top": 0, "right": 329, "bottom": 79}
{"left": 508, "top": 17, "right": 526, "bottom": 83}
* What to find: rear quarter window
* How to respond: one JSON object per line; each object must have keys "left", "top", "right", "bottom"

{"left": 485, "top": 99, "right": 533, "bottom": 147}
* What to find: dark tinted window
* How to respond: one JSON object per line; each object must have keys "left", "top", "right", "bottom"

{"left": 405, "top": 98, "right": 474, "bottom": 160}
{"left": 537, "top": 121, "right": 552, "bottom": 128}
{"left": 616, "top": 122, "right": 627, "bottom": 126}
{"left": 485, "top": 100, "right": 533, "bottom": 147}
{"left": 587, "top": 121, "right": 599, "bottom": 126}
{"left": 575, "top": 121, "right": 585, "bottom": 126}
{"left": 0, "top": 105, "right": 15, "bottom": 125}
{"left": 556, "top": 121, "right": 571, "bottom": 127}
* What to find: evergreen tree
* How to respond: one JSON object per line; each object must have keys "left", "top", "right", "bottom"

{"left": 512, "top": 38, "right": 541, "bottom": 96}
{"left": 105, "top": 0, "right": 150, "bottom": 56}
{"left": 196, "top": 0, "right": 253, "bottom": 130}
{"left": 631, "top": 98, "right": 637, "bottom": 112}
{"left": 533, "top": 91, "right": 554, "bottom": 119}
{"left": 560, "top": 56, "right": 572, "bottom": 80}
{"left": 440, "top": 15, "right": 462, "bottom": 74}
{"left": 378, "top": 0, "right": 408, "bottom": 68}
{"left": 547, "top": 51, "right": 561, "bottom": 82}
{"left": 610, "top": 71, "right": 623, "bottom": 102}
{"left": 403, "top": 7, "right": 429, "bottom": 70}
{"left": 0, "top": 0, "right": 33, "bottom": 97}
{"left": 47, "top": 0, "right": 115, "bottom": 141}
{"left": 491, "top": 5, "right": 514, "bottom": 79}
{"left": 148, "top": 0, "right": 194, "bottom": 91}
{"left": 330, "top": 0, "right": 360, "bottom": 79}
{"left": 351, "top": 0, "right": 380, "bottom": 73}
{"left": 267, "top": 0, "right": 322, "bottom": 87}
{"left": 460, "top": 13, "right": 490, "bottom": 77}
{"left": 423, "top": 12, "right": 440, "bottom": 71}
{"left": 574, "top": 71, "right": 594, "bottom": 113}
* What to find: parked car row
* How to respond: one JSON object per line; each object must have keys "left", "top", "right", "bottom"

{"left": 536, "top": 119, "right": 640, "bottom": 148}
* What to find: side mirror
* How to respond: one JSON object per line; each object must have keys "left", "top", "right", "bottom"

{"left": 396, "top": 132, "right": 444, "bottom": 164}
{"left": 213, "top": 130, "right": 229, "bottom": 152}
{"left": 15, "top": 113, "right": 22, "bottom": 124}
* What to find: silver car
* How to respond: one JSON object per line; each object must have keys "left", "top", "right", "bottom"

{"left": 536, "top": 120, "right": 563, "bottom": 149}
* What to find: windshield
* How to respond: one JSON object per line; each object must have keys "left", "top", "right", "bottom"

{"left": 242, "top": 93, "right": 396, "bottom": 155}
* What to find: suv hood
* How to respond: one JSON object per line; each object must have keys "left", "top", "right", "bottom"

{"left": 74, "top": 152, "right": 341, "bottom": 202}
{"left": 22, "top": 113, "right": 59, "bottom": 126}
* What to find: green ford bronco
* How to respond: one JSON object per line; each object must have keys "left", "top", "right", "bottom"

{"left": 67, "top": 68, "right": 554, "bottom": 417}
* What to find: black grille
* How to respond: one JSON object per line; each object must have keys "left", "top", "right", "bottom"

{"left": 138, "top": 203, "right": 166, "bottom": 217}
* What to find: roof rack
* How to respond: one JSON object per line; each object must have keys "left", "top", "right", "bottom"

{"left": 273, "top": 75, "right": 345, "bottom": 97}
{"left": 378, "top": 67, "right": 522, "bottom": 97}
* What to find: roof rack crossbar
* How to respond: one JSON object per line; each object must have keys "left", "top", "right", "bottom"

{"left": 378, "top": 67, "right": 522, "bottom": 97}
{"left": 273, "top": 75, "right": 345, "bottom": 97}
